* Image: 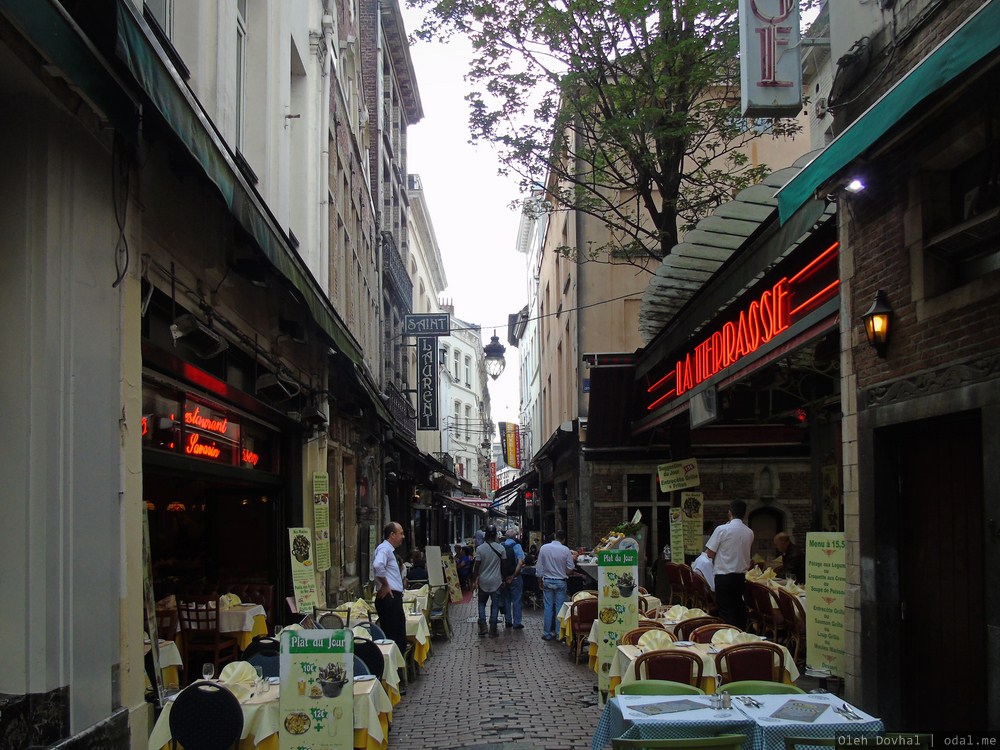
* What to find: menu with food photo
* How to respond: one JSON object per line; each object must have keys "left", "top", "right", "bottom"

{"left": 289, "top": 526, "right": 319, "bottom": 613}
{"left": 596, "top": 547, "right": 639, "bottom": 703}
{"left": 279, "top": 629, "right": 354, "bottom": 749}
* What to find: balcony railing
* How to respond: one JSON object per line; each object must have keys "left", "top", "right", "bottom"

{"left": 381, "top": 232, "right": 412, "bottom": 312}
{"left": 385, "top": 381, "right": 416, "bottom": 442}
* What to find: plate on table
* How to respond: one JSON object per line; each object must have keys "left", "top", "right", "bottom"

{"left": 376, "top": 639, "right": 395, "bottom": 645}
{"left": 354, "top": 674, "right": 377, "bottom": 682}
{"left": 672, "top": 640, "right": 695, "bottom": 647}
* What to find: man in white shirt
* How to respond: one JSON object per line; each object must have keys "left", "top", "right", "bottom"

{"left": 691, "top": 550, "right": 715, "bottom": 591}
{"left": 705, "top": 499, "right": 754, "bottom": 628}
{"left": 372, "top": 521, "right": 407, "bottom": 657}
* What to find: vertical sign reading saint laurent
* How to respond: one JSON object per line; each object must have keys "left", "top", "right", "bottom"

{"left": 417, "top": 336, "right": 438, "bottom": 430}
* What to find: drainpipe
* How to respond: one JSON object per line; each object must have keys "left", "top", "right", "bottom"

{"left": 574, "top": 123, "right": 592, "bottom": 547}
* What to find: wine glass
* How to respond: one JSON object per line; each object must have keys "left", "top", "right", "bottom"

{"left": 202, "top": 662, "right": 215, "bottom": 681}
{"left": 254, "top": 665, "right": 264, "bottom": 694}
{"left": 274, "top": 625, "right": 283, "bottom": 637}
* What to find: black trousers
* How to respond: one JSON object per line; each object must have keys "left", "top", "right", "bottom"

{"left": 375, "top": 590, "right": 407, "bottom": 656}
{"left": 714, "top": 572, "right": 747, "bottom": 630}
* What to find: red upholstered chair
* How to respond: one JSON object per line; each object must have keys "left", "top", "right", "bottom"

{"left": 675, "top": 615, "right": 723, "bottom": 641}
{"left": 633, "top": 649, "right": 704, "bottom": 687}
{"left": 678, "top": 565, "right": 697, "bottom": 607}
{"left": 637, "top": 619, "right": 667, "bottom": 630}
{"left": 688, "top": 570, "right": 717, "bottom": 614}
{"left": 690, "top": 623, "right": 741, "bottom": 643}
{"left": 570, "top": 597, "right": 599, "bottom": 664}
{"left": 715, "top": 641, "right": 786, "bottom": 684}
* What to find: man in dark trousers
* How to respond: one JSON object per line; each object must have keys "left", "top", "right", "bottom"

{"left": 372, "top": 521, "right": 408, "bottom": 660}
{"left": 705, "top": 499, "right": 754, "bottom": 628}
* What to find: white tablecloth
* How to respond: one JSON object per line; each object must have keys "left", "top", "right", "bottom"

{"left": 218, "top": 603, "right": 267, "bottom": 632}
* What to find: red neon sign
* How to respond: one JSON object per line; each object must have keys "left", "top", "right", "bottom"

{"left": 647, "top": 243, "right": 838, "bottom": 410}
{"left": 241, "top": 448, "right": 260, "bottom": 467}
{"left": 184, "top": 405, "right": 231, "bottom": 436}
{"left": 185, "top": 433, "right": 221, "bottom": 459}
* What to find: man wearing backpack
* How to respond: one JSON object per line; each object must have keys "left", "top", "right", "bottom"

{"left": 471, "top": 526, "right": 505, "bottom": 637}
{"left": 500, "top": 527, "right": 526, "bottom": 629}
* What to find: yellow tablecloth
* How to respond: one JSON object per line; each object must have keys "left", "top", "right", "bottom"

{"left": 148, "top": 679, "right": 392, "bottom": 750}
{"left": 608, "top": 641, "right": 800, "bottom": 696}
{"left": 218, "top": 604, "right": 268, "bottom": 650}
{"left": 375, "top": 640, "right": 405, "bottom": 706}
{"left": 144, "top": 639, "right": 183, "bottom": 690}
{"left": 406, "top": 612, "right": 431, "bottom": 666}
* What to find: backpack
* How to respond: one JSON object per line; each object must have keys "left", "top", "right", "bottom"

{"left": 499, "top": 540, "right": 518, "bottom": 578}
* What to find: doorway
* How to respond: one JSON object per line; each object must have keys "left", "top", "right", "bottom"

{"left": 883, "top": 410, "right": 986, "bottom": 730}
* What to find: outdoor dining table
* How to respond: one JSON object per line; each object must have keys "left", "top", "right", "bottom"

{"left": 147, "top": 677, "right": 393, "bottom": 750}
{"left": 592, "top": 692, "right": 883, "bottom": 750}
{"left": 143, "top": 638, "right": 183, "bottom": 690}
{"left": 559, "top": 594, "right": 663, "bottom": 644}
{"left": 219, "top": 603, "right": 269, "bottom": 649}
{"left": 586, "top": 616, "right": 683, "bottom": 671}
{"left": 374, "top": 638, "right": 406, "bottom": 706}
{"left": 332, "top": 604, "right": 432, "bottom": 667}
{"left": 608, "top": 641, "right": 800, "bottom": 696}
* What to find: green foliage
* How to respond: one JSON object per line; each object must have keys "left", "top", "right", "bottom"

{"left": 409, "top": 0, "right": 808, "bottom": 265}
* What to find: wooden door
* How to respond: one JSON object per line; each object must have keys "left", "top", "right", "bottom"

{"left": 896, "top": 410, "right": 985, "bottom": 730}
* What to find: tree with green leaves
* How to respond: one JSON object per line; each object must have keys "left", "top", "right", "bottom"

{"left": 410, "top": 0, "right": 805, "bottom": 266}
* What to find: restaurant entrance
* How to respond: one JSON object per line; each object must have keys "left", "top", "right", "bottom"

{"left": 879, "top": 410, "right": 986, "bottom": 730}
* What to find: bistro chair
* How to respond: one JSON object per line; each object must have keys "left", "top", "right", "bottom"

{"left": 428, "top": 584, "right": 452, "bottom": 640}
{"left": 353, "top": 655, "right": 371, "bottom": 677}
{"left": 617, "top": 679, "right": 704, "bottom": 696}
{"left": 612, "top": 733, "right": 747, "bottom": 750}
{"left": 354, "top": 637, "right": 385, "bottom": 681}
{"left": 569, "top": 597, "right": 599, "bottom": 664}
{"left": 638, "top": 618, "right": 667, "bottom": 630}
{"left": 664, "top": 563, "right": 686, "bottom": 606}
{"left": 241, "top": 637, "right": 279, "bottom": 661}
{"left": 675, "top": 616, "right": 723, "bottom": 641}
{"left": 690, "top": 623, "right": 741, "bottom": 643}
{"left": 725, "top": 680, "right": 804, "bottom": 695}
{"left": 176, "top": 597, "right": 239, "bottom": 684}
{"left": 746, "top": 582, "right": 784, "bottom": 641}
{"left": 783, "top": 739, "right": 838, "bottom": 750}
{"left": 715, "top": 642, "right": 786, "bottom": 684}
{"left": 633, "top": 649, "right": 704, "bottom": 687}
{"left": 678, "top": 565, "right": 697, "bottom": 607}
{"left": 355, "top": 621, "right": 387, "bottom": 641}
{"left": 688, "top": 571, "right": 717, "bottom": 614}
{"left": 620, "top": 627, "right": 673, "bottom": 646}
{"left": 775, "top": 588, "right": 806, "bottom": 667}
{"left": 168, "top": 681, "right": 243, "bottom": 750}
{"left": 156, "top": 608, "right": 179, "bottom": 642}
{"left": 317, "top": 611, "right": 346, "bottom": 629}
{"left": 246, "top": 651, "right": 279, "bottom": 679}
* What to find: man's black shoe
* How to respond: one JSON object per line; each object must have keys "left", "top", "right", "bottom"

{"left": 513, "top": 624, "right": 524, "bottom": 629}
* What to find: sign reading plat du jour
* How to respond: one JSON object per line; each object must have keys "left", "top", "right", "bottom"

{"left": 279, "top": 629, "right": 354, "bottom": 749}
{"left": 595, "top": 548, "right": 639, "bottom": 704}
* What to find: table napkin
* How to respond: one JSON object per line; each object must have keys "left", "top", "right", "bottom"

{"left": 711, "top": 629, "right": 761, "bottom": 645}
{"left": 664, "top": 604, "right": 688, "bottom": 620}
{"left": 680, "top": 607, "right": 706, "bottom": 620}
{"left": 637, "top": 629, "right": 675, "bottom": 651}
{"left": 219, "top": 593, "right": 242, "bottom": 608}
{"left": 572, "top": 590, "right": 596, "bottom": 602}
{"left": 219, "top": 660, "right": 257, "bottom": 702}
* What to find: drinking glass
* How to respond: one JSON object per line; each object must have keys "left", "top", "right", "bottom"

{"left": 254, "top": 665, "right": 264, "bottom": 693}
{"left": 274, "top": 625, "right": 283, "bottom": 637}
{"left": 202, "top": 662, "right": 215, "bottom": 681}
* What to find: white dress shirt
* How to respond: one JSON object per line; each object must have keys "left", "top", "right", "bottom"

{"left": 691, "top": 551, "right": 716, "bottom": 590}
{"left": 371, "top": 539, "right": 403, "bottom": 592}
{"left": 705, "top": 518, "right": 754, "bottom": 575}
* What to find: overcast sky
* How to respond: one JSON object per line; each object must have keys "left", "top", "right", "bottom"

{"left": 401, "top": 4, "right": 528, "bottom": 427}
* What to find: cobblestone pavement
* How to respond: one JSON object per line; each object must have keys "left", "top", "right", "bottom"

{"left": 389, "top": 592, "right": 603, "bottom": 749}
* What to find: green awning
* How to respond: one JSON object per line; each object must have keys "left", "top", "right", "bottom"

{"left": 778, "top": 0, "right": 1000, "bottom": 224}
{"left": 114, "top": 1, "right": 364, "bottom": 366}
{"left": 0, "top": 0, "right": 138, "bottom": 140}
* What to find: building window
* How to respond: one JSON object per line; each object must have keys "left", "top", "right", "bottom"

{"left": 464, "top": 356, "right": 471, "bottom": 386}
{"left": 145, "top": 0, "right": 172, "bottom": 35}
{"left": 464, "top": 405, "right": 472, "bottom": 441}
{"left": 453, "top": 350, "right": 461, "bottom": 381}
{"left": 235, "top": 0, "right": 248, "bottom": 152}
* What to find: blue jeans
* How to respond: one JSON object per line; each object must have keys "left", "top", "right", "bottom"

{"left": 501, "top": 575, "right": 524, "bottom": 625}
{"left": 478, "top": 588, "right": 501, "bottom": 629}
{"left": 541, "top": 577, "right": 567, "bottom": 638}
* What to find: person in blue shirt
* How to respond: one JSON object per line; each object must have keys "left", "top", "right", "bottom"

{"left": 500, "top": 527, "right": 526, "bottom": 629}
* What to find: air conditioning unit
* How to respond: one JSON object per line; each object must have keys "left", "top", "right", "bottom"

{"left": 814, "top": 97, "right": 828, "bottom": 118}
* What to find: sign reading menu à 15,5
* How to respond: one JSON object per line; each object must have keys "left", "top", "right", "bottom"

{"left": 805, "top": 532, "right": 846, "bottom": 676}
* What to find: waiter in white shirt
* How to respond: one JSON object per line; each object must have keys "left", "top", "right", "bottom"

{"left": 372, "top": 521, "right": 408, "bottom": 659}
{"left": 705, "top": 499, "right": 754, "bottom": 628}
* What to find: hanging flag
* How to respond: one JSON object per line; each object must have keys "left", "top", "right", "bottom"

{"left": 498, "top": 422, "right": 520, "bottom": 469}
{"left": 490, "top": 461, "right": 498, "bottom": 491}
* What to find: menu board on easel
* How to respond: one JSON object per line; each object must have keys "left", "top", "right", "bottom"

{"left": 596, "top": 548, "right": 639, "bottom": 705}
{"left": 279, "top": 629, "right": 354, "bottom": 749}
{"left": 313, "top": 472, "right": 331, "bottom": 572}
{"left": 289, "top": 527, "right": 319, "bottom": 613}
{"left": 805, "top": 532, "right": 846, "bottom": 675}
{"left": 142, "top": 503, "right": 165, "bottom": 705}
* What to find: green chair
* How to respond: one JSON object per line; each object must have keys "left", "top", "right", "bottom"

{"left": 882, "top": 735, "right": 934, "bottom": 748}
{"left": 783, "top": 738, "right": 838, "bottom": 750}
{"left": 722, "top": 680, "right": 805, "bottom": 695}
{"left": 612, "top": 734, "right": 746, "bottom": 750}
{"left": 618, "top": 680, "right": 705, "bottom": 696}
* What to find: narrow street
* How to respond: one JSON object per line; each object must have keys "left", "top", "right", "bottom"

{"left": 389, "top": 593, "right": 603, "bottom": 749}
